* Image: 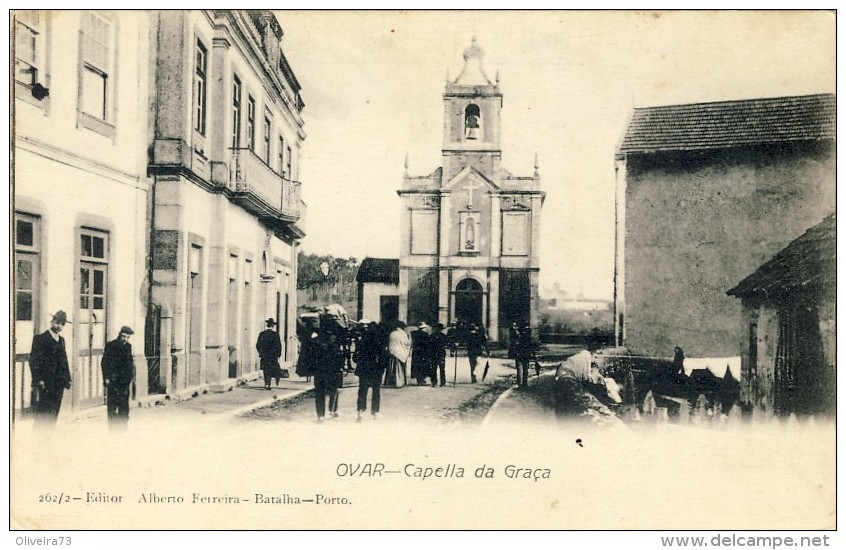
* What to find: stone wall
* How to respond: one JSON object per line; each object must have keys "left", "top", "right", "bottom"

{"left": 624, "top": 142, "right": 835, "bottom": 357}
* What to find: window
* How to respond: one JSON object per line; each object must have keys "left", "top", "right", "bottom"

{"left": 465, "top": 104, "right": 481, "bottom": 140}
{"left": 410, "top": 210, "right": 438, "bottom": 255}
{"left": 227, "top": 254, "right": 239, "bottom": 374}
{"left": 194, "top": 40, "right": 208, "bottom": 135}
{"left": 244, "top": 259, "right": 253, "bottom": 283}
{"left": 279, "top": 136, "right": 285, "bottom": 177}
{"left": 228, "top": 254, "right": 239, "bottom": 282}
{"left": 79, "top": 229, "right": 108, "bottom": 312}
{"left": 232, "top": 76, "right": 242, "bottom": 148}
{"left": 82, "top": 67, "right": 107, "bottom": 119}
{"left": 286, "top": 145, "right": 292, "bottom": 178}
{"left": 14, "top": 213, "right": 40, "bottom": 322}
{"left": 81, "top": 11, "right": 112, "bottom": 120}
{"left": 189, "top": 244, "right": 202, "bottom": 276}
{"left": 14, "top": 11, "right": 40, "bottom": 86}
{"left": 748, "top": 323, "right": 758, "bottom": 377}
{"left": 502, "top": 212, "right": 529, "bottom": 256}
{"left": 247, "top": 96, "right": 256, "bottom": 151}
{"left": 241, "top": 258, "right": 254, "bottom": 372}
{"left": 263, "top": 110, "right": 272, "bottom": 163}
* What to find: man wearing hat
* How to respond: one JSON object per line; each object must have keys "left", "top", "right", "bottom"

{"left": 429, "top": 323, "right": 448, "bottom": 387}
{"left": 466, "top": 323, "right": 489, "bottom": 384}
{"left": 353, "top": 320, "right": 385, "bottom": 421}
{"left": 256, "top": 318, "right": 283, "bottom": 389}
{"left": 101, "top": 326, "right": 135, "bottom": 426}
{"left": 515, "top": 322, "right": 534, "bottom": 388}
{"left": 28, "top": 310, "right": 72, "bottom": 424}
{"left": 410, "top": 322, "right": 432, "bottom": 386}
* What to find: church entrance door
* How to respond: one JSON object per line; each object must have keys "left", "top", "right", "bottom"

{"left": 454, "top": 278, "right": 484, "bottom": 327}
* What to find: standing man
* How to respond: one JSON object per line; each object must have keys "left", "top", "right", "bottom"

{"left": 466, "top": 323, "right": 488, "bottom": 384}
{"left": 101, "top": 326, "right": 135, "bottom": 427}
{"left": 353, "top": 320, "right": 385, "bottom": 421}
{"left": 256, "top": 318, "right": 282, "bottom": 389}
{"left": 515, "top": 322, "right": 534, "bottom": 388}
{"left": 313, "top": 317, "right": 345, "bottom": 422}
{"left": 508, "top": 322, "right": 519, "bottom": 362}
{"left": 411, "top": 322, "right": 432, "bottom": 386}
{"left": 429, "top": 323, "right": 448, "bottom": 387}
{"left": 29, "top": 310, "right": 72, "bottom": 425}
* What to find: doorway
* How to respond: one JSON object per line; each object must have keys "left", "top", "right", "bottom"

{"left": 187, "top": 244, "right": 203, "bottom": 388}
{"left": 380, "top": 295, "right": 399, "bottom": 323}
{"left": 454, "top": 278, "right": 484, "bottom": 327}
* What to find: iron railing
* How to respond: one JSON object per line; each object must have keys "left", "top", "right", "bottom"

{"left": 229, "top": 147, "right": 301, "bottom": 220}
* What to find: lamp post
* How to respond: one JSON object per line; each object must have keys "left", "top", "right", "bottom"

{"left": 319, "top": 261, "right": 330, "bottom": 303}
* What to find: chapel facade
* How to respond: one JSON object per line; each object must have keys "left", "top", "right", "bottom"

{"left": 397, "top": 38, "right": 544, "bottom": 342}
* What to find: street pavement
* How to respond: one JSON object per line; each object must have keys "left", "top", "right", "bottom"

{"left": 21, "top": 356, "right": 521, "bottom": 431}
{"left": 241, "top": 356, "right": 517, "bottom": 425}
{"left": 17, "top": 352, "right": 589, "bottom": 433}
{"left": 481, "top": 373, "right": 558, "bottom": 426}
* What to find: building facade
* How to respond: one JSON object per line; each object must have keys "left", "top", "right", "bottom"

{"left": 397, "top": 38, "right": 545, "bottom": 342}
{"left": 147, "top": 10, "right": 306, "bottom": 395}
{"left": 356, "top": 258, "right": 400, "bottom": 323}
{"left": 12, "top": 9, "right": 307, "bottom": 420}
{"left": 13, "top": 10, "right": 153, "bottom": 419}
{"left": 727, "top": 214, "right": 835, "bottom": 416}
{"left": 613, "top": 94, "right": 835, "bottom": 358}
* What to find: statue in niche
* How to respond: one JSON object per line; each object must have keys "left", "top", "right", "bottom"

{"left": 465, "top": 218, "right": 476, "bottom": 250}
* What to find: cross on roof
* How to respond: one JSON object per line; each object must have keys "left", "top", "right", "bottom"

{"left": 462, "top": 178, "right": 484, "bottom": 208}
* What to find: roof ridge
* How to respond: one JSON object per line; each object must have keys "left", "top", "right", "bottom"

{"left": 633, "top": 93, "right": 834, "bottom": 111}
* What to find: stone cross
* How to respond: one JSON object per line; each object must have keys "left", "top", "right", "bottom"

{"left": 462, "top": 179, "right": 483, "bottom": 208}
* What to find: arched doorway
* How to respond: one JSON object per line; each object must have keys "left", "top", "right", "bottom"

{"left": 454, "top": 278, "right": 484, "bottom": 326}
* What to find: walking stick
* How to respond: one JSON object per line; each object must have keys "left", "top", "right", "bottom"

{"left": 453, "top": 350, "right": 458, "bottom": 388}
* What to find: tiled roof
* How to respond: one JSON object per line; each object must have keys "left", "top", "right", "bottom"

{"left": 727, "top": 214, "right": 835, "bottom": 299}
{"left": 619, "top": 94, "right": 835, "bottom": 154}
{"left": 357, "top": 257, "right": 399, "bottom": 285}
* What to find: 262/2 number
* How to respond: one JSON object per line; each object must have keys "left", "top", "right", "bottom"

{"left": 38, "top": 492, "right": 71, "bottom": 503}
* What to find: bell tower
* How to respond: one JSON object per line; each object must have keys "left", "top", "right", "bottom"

{"left": 396, "top": 35, "right": 545, "bottom": 342}
{"left": 442, "top": 37, "right": 502, "bottom": 182}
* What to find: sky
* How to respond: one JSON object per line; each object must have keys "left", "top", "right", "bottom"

{"left": 275, "top": 10, "right": 834, "bottom": 300}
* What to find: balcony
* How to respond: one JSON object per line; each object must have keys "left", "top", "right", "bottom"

{"left": 228, "top": 147, "right": 301, "bottom": 224}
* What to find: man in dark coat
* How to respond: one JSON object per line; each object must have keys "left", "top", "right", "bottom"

{"left": 411, "top": 322, "right": 432, "bottom": 386}
{"left": 354, "top": 320, "right": 386, "bottom": 421}
{"left": 429, "top": 323, "right": 448, "bottom": 387}
{"left": 515, "top": 323, "right": 534, "bottom": 388}
{"left": 466, "top": 323, "right": 488, "bottom": 384}
{"left": 256, "top": 318, "right": 282, "bottom": 389}
{"left": 101, "top": 326, "right": 135, "bottom": 426}
{"left": 313, "top": 318, "right": 345, "bottom": 422}
{"left": 508, "top": 322, "right": 519, "bottom": 360}
{"left": 29, "top": 310, "right": 72, "bottom": 425}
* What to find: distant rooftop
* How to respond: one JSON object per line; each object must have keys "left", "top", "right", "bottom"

{"left": 618, "top": 93, "right": 835, "bottom": 154}
{"left": 357, "top": 258, "right": 399, "bottom": 285}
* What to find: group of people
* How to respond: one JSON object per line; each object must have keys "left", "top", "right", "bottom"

{"left": 378, "top": 319, "right": 491, "bottom": 390}
{"left": 28, "top": 310, "right": 135, "bottom": 428}
{"left": 294, "top": 313, "right": 347, "bottom": 422}
{"left": 27, "top": 308, "right": 538, "bottom": 428}
{"left": 294, "top": 315, "right": 500, "bottom": 422}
